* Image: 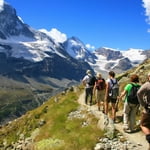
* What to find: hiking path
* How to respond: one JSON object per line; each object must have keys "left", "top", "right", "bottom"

{"left": 78, "top": 92, "right": 149, "bottom": 150}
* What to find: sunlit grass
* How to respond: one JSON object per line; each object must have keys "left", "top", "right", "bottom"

{"left": 0, "top": 86, "right": 104, "bottom": 150}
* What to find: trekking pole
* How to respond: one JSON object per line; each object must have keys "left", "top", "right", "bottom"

{"left": 115, "top": 97, "right": 119, "bottom": 112}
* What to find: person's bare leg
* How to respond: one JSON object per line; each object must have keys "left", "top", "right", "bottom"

{"left": 111, "top": 103, "right": 116, "bottom": 121}
{"left": 141, "top": 125, "right": 150, "bottom": 134}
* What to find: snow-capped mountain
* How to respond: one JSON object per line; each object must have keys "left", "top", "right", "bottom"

{"left": 0, "top": 1, "right": 66, "bottom": 62}
{"left": 91, "top": 47, "right": 147, "bottom": 74}
{"left": 64, "top": 36, "right": 96, "bottom": 64}
{"left": 0, "top": 1, "right": 149, "bottom": 79}
{"left": 0, "top": 1, "right": 34, "bottom": 40}
{"left": 0, "top": 1, "right": 92, "bottom": 81}
{"left": 0, "top": 1, "right": 95, "bottom": 124}
{"left": 63, "top": 41, "right": 148, "bottom": 75}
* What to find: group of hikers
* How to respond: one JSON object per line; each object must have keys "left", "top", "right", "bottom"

{"left": 82, "top": 70, "right": 150, "bottom": 149}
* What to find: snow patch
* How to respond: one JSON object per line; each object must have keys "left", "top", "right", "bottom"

{"left": 0, "top": 0, "right": 4, "bottom": 13}
{"left": 17, "top": 16, "right": 24, "bottom": 23}
{"left": 121, "top": 48, "right": 146, "bottom": 63}
{"left": 93, "top": 54, "right": 120, "bottom": 71}
{"left": 7, "top": 35, "right": 35, "bottom": 43}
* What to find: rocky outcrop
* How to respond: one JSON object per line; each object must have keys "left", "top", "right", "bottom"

{"left": 95, "top": 47, "right": 123, "bottom": 60}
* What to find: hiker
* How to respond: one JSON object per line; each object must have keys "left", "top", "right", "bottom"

{"left": 93, "top": 73, "right": 106, "bottom": 111}
{"left": 104, "top": 71, "right": 119, "bottom": 122}
{"left": 119, "top": 74, "right": 140, "bottom": 133}
{"left": 82, "top": 70, "right": 96, "bottom": 105}
{"left": 137, "top": 72, "right": 150, "bottom": 149}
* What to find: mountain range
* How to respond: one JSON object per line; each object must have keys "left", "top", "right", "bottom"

{"left": 0, "top": 1, "right": 150, "bottom": 124}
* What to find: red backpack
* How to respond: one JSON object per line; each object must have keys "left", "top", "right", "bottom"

{"left": 95, "top": 78, "right": 106, "bottom": 90}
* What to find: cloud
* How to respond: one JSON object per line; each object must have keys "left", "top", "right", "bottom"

{"left": 142, "top": 0, "right": 150, "bottom": 24}
{"left": 39, "top": 28, "right": 67, "bottom": 43}
{"left": 86, "top": 44, "right": 95, "bottom": 50}
{"left": 147, "top": 28, "right": 150, "bottom": 32}
{"left": 0, "top": 0, "right": 4, "bottom": 12}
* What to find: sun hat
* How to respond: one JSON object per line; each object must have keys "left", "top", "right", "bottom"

{"left": 86, "top": 70, "right": 91, "bottom": 75}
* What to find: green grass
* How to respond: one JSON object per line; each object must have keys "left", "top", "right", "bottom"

{"left": 0, "top": 85, "right": 104, "bottom": 150}
{"left": 34, "top": 90, "right": 103, "bottom": 150}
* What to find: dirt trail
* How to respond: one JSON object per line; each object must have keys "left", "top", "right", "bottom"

{"left": 78, "top": 92, "right": 149, "bottom": 150}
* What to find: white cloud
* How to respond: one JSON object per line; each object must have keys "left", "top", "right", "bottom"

{"left": 142, "top": 0, "right": 150, "bottom": 24}
{"left": 39, "top": 28, "right": 67, "bottom": 43}
{"left": 148, "top": 28, "right": 150, "bottom": 32}
{"left": 86, "top": 44, "right": 95, "bottom": 50}
{"left": 0, "top": 0, "right": 4, "bottom": 12}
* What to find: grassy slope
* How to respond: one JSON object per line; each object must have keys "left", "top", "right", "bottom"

{"left": 0, "top": 85, "right": 103, "bottom": 150}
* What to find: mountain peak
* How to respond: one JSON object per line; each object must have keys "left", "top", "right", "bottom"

{"left": 64, "top": 36, "right": 96, "bottom": 63}
{"left": 0, "top": 1, "right": 35, "bottom": 40}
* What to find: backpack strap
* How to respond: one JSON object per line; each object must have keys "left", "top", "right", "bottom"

{"left": 130, "top": 83, "right": 140, "bottom": 88}
{"left": 110, "top": 79, "right": 117, "bottom": 87}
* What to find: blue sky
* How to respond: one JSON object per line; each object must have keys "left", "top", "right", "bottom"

{"left": 4, "top": 0, "right": 150, "bottom": 50}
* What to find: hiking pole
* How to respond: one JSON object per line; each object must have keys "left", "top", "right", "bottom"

{"left": 115, "top": 97, "right": 119, "bottom": 112}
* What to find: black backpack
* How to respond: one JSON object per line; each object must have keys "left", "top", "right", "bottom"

{"left": 127, "top": 83, "right": 140, "bottom": 104}
{"left": 88, "top": 75, "right": 96, "bottom": 86}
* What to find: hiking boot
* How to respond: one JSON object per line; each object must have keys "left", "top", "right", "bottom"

{"left": 123, "top": 128, "right": 133, "bottom": 133}
{"left": 90, "top": 101, "right": 92, "bottom": 106}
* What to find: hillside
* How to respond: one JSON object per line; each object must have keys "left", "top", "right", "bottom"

{"left": 0, "top": 58, "right": 150, "bottom": 149}
{"left": 0, "top": 75, "right": 79, "bottom": 125}
{"left": 0, "top": 85, "right": 104, "bottom": 150}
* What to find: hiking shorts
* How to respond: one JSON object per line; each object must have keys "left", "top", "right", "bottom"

{"left": 108, "top": 97, "right": 117, "bottom": 104}
{"left": 140, "top": 112, "right": 150, "bottom": 129}
{"left": 95, "top": 89, "right": 105, "bottom": 102}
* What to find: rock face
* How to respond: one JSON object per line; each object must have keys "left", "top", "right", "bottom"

{"left": 95, "top": 47, "right": 123, "bottom": 60}
{"left": 111, "top": 57, "right": 133, "bottom": 73}
{"left": 0, "top": 51, "right": 91, "bottom": 81}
